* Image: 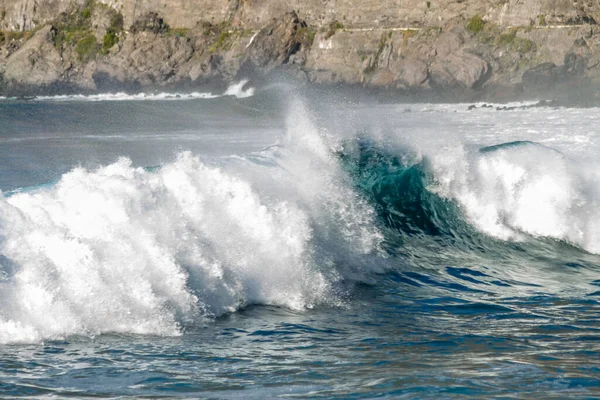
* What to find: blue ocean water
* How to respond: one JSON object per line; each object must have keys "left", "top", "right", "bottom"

{"left": 1, "top": 88, "right": 600, "bottom": 398}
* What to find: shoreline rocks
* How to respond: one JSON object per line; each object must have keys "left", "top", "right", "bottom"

{"left": 0, "top": 1, "right": 599, "bottom": 101}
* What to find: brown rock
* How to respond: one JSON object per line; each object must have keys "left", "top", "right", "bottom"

{"left": 130, "top": 12, "right": 169, "bottom": 35}
{"left": 430, "top": 52, "right": 490, "bottom": 89}
{"left": 245, "top": 11, "right": 311, "bottom": 70}
{"left": 435, "top": 32, "right": 464, "bottom": 58}
{"left": 107, "top": 33, "right": 193, "bottom": 85}
{"left": 396, "top": 58, "right": 429, "bottom": 87}
{"left": 370, "top": 69, "right": 395, "bottom": 86}
{"left": 4, "top": 25, "right": 62, "bottom": 87}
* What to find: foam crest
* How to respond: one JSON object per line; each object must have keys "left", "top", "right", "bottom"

{"left": 0, "top": 99, "right": 382, "bottom": 344}
{"left": 429, "top": 142, "right": 600, "bottom": 253}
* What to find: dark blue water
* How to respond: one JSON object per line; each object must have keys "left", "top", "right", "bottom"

{"left": 1, "top": 92, "right": 600, "bottom": 398}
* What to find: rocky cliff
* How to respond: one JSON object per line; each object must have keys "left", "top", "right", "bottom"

{"left": 0, "top": 0, "right": 599, "bottom": 99}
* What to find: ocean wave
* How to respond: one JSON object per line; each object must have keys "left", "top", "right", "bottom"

{"left": 0, "top": 100, "right": 382, "bottom": 344}
{"left": 4, "top": 94, "right": 600, "bottom": 344}
{"left": 348, "top": 137, "right": 600, "bottom": 254}
{"left": 335, "top": 133, "right": 600, "bottom": 259}
{"left": 427, "top": 140, "right": 600, "bottom": 252}
{"left": 34, "top": 91, "right": 220, "bottom": 102}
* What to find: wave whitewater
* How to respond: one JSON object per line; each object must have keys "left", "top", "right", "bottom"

{"left": 0, "top": 80, "right": 255, "bottom": 103}
{"left": 0, "top": 100, "right": 382, "bottom": 344}
{"left": 429, "top": 140, "right": 600, "bottom": 253}
{"left": 3, "top": 97, "right": 600, "bottom": 344}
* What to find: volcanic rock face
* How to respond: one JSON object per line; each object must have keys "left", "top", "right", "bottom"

{"left": 0, "top": 0, "right": 598, "bottom": 98}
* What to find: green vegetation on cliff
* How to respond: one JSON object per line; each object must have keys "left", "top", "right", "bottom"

{"left": 324, "top": 21, "right": 344, "bottom": 40}
{"left": 466, "top": 14, "right": 485, "bottom": 33}
{"left": 203, "top": 21, "right": 253, "bottom": 53}
{"left": 496, "top": 29, "right": 534, "bottom": 52}
{"left": 81, "top": 0, "right": 95, "bottom": 19}
{"left": 538, "top": 14, "right": 546, "bottom": 26}
{"left": 102, "top": 10, "right": 124, "bottom": 53}
{"left": 102, "top": 30, "right": 118, "bottom": 52}
{"left": 210, "top": 30, "right": 232, "bottom": 52}
{"left": 297, "top": 25, "right": 317, "bottom": 46}
{"left": 53, "top": 1, "right": 94, "bottom": 51}
{"left": 50, "top": 0, "right": 124, "bottom": 58}
{"left": 75, "top": 34, "right": 98, "bottom": 61}
{"left": 165, "top": 28, "right": 189, "bottom": 38}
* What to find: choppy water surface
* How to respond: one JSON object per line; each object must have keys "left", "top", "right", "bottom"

{"left": 1, "top": 87, "right": 600, "bottom": 398}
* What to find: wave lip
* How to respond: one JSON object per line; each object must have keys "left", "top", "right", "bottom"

{"left": 340, "top": 137, "right": 600, "bottom": 262}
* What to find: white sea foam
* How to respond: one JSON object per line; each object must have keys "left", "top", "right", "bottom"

{"left": 427, "top": 141, "right": 600, "bottom": 253}
{"left": 0, "top": 99, "right": 381, "bottom": 344}
{"left": 224, "top": 80, "right": 255, "bottom": 98}
{"left": 34, "top": 92, "right": 220, "bottom": 102}
{"left": 20, "top": 81, "right": 255, "bottom": 103}
{"left": 346, "top": 101, "right": 600, "bottom": 254}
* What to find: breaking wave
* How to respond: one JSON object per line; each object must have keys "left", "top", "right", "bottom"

{"left": 0, "top": 100, "right": 382, "bottom": 343}
{"left": 3, "top": 97, "right": 600, "bottom": 344}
